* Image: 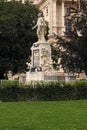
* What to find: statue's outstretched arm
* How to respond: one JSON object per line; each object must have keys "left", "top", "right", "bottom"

{"left": 32, "top": 24, "right": 37, "bottom": 30}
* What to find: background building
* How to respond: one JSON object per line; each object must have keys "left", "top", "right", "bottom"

{"left": 33, "top": 0, "right": 78, "bottom": 36}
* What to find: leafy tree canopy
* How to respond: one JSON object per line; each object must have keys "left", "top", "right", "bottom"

{"left": 0, "top": 1, "right": 39, "bottom": 79}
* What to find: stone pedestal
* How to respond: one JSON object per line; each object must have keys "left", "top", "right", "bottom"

{"left": 26, "top": 71, "right": 58, "bottom": 83}
{"left": 26, "top": 71, "right": 44, "bottom": 82}
{"left": 25, "top": 40, "right": 76, "bottom": 83}
{"left": 26, "top": 41, "right": 58, "bottom": 83}
{"left": 31, "top": 41, "right": 53, "bottom": 73}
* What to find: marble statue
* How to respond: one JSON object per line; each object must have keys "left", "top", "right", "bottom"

{"left": 32, "top": 13, "right": 47, "bottom": 42}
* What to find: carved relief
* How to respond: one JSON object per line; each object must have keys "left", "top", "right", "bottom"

{"left": 41, "top": 48, "right": 53, "bottom": 73}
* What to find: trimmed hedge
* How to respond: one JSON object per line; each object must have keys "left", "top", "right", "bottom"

{"left": 0, "top": 81, "right": 87, "bottom": 102}
{"left": 0, "top": 80, "right": 19, "bottom": 87}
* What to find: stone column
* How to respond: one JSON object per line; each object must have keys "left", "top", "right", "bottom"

{"left": 52, "top": 0, "right": 58, "bottom": 34}
{"left": 49, "top": 0, "right": 53, "bottom": 34}
{"left": 61, "top": 0, "right": 65, "bottom": 35}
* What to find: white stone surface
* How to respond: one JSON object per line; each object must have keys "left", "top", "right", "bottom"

{"left": 26, "top": 40, "right": 58, "bottom": 82}
{"left": 26, "top": 71, "right": 44, "bottom": 83}
{"left": 32, "top": 13, "right": 47, "bottom": 42}
{"left": 31, "top": 41, "right": 53, "bottom": 73}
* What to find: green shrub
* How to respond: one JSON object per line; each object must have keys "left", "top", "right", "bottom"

{"left": 0, "top": 80, "right": 19, "bottom": 88}
{"left": 0, "top": 80, "right": 87, "bottom": 102}
{"left": 0, "top": 85, "right": 19, "bottom": 102}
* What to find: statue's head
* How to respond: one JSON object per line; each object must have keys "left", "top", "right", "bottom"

{"left": 38, "top": 12, "right": 43, "bottom": 17}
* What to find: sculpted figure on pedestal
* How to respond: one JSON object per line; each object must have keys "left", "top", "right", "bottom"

{"left": 32, "top": 13, "right": 47, "bottom": 42}
{"left": 41, "top": 48, "right": 53, "bottom": 73}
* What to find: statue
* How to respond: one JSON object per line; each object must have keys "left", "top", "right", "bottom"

{"left": 32, "top": 13, "right": 47, "bottom": 42}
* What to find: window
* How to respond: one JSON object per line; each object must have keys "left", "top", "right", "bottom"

{"left": 64, "top": 7, "right": 71, "bottom": 35}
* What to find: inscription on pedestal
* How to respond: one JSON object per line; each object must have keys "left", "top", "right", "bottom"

{"left": 33, "top": 49, "right": 40, "bottom": 66}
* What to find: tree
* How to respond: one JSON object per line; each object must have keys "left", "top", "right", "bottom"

{"left": 54, "top": 0, "right": 87, "bottom": 74}
{"left": 0, "top": 1, "right": 39, "bottom": 79}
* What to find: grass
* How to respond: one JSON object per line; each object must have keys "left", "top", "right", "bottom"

{"left": 0, "top": 100, "right": 87, "bottom": 130}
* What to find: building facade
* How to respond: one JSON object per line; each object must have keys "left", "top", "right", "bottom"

{"left": 33, "top": 0, "right": 78, "bottom": 36}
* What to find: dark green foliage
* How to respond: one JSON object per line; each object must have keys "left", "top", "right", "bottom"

{"left": 0, "top": 1, "right": 39, "bottom": 78}
{"left": 51, "top": 44, "right": 60, "bottom": 70}
{"left": 0, "top": 86, "right": 19, "bottom": 102}
{"left": 0, "top": 81, "right": 87, "bottom": 102}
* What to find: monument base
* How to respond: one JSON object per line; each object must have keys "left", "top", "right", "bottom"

{"left": 26, "top": 71, "right": 58, "bottom": 83}
{"left": 26, "top": 71, "right": 76, "bottom": 83}
{"left": 25, "top": 40, "right": 76, "bottom": 83}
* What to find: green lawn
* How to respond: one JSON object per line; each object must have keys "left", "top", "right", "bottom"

{"left": 0, "top": 100, "right": 87, "bottom": 130}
